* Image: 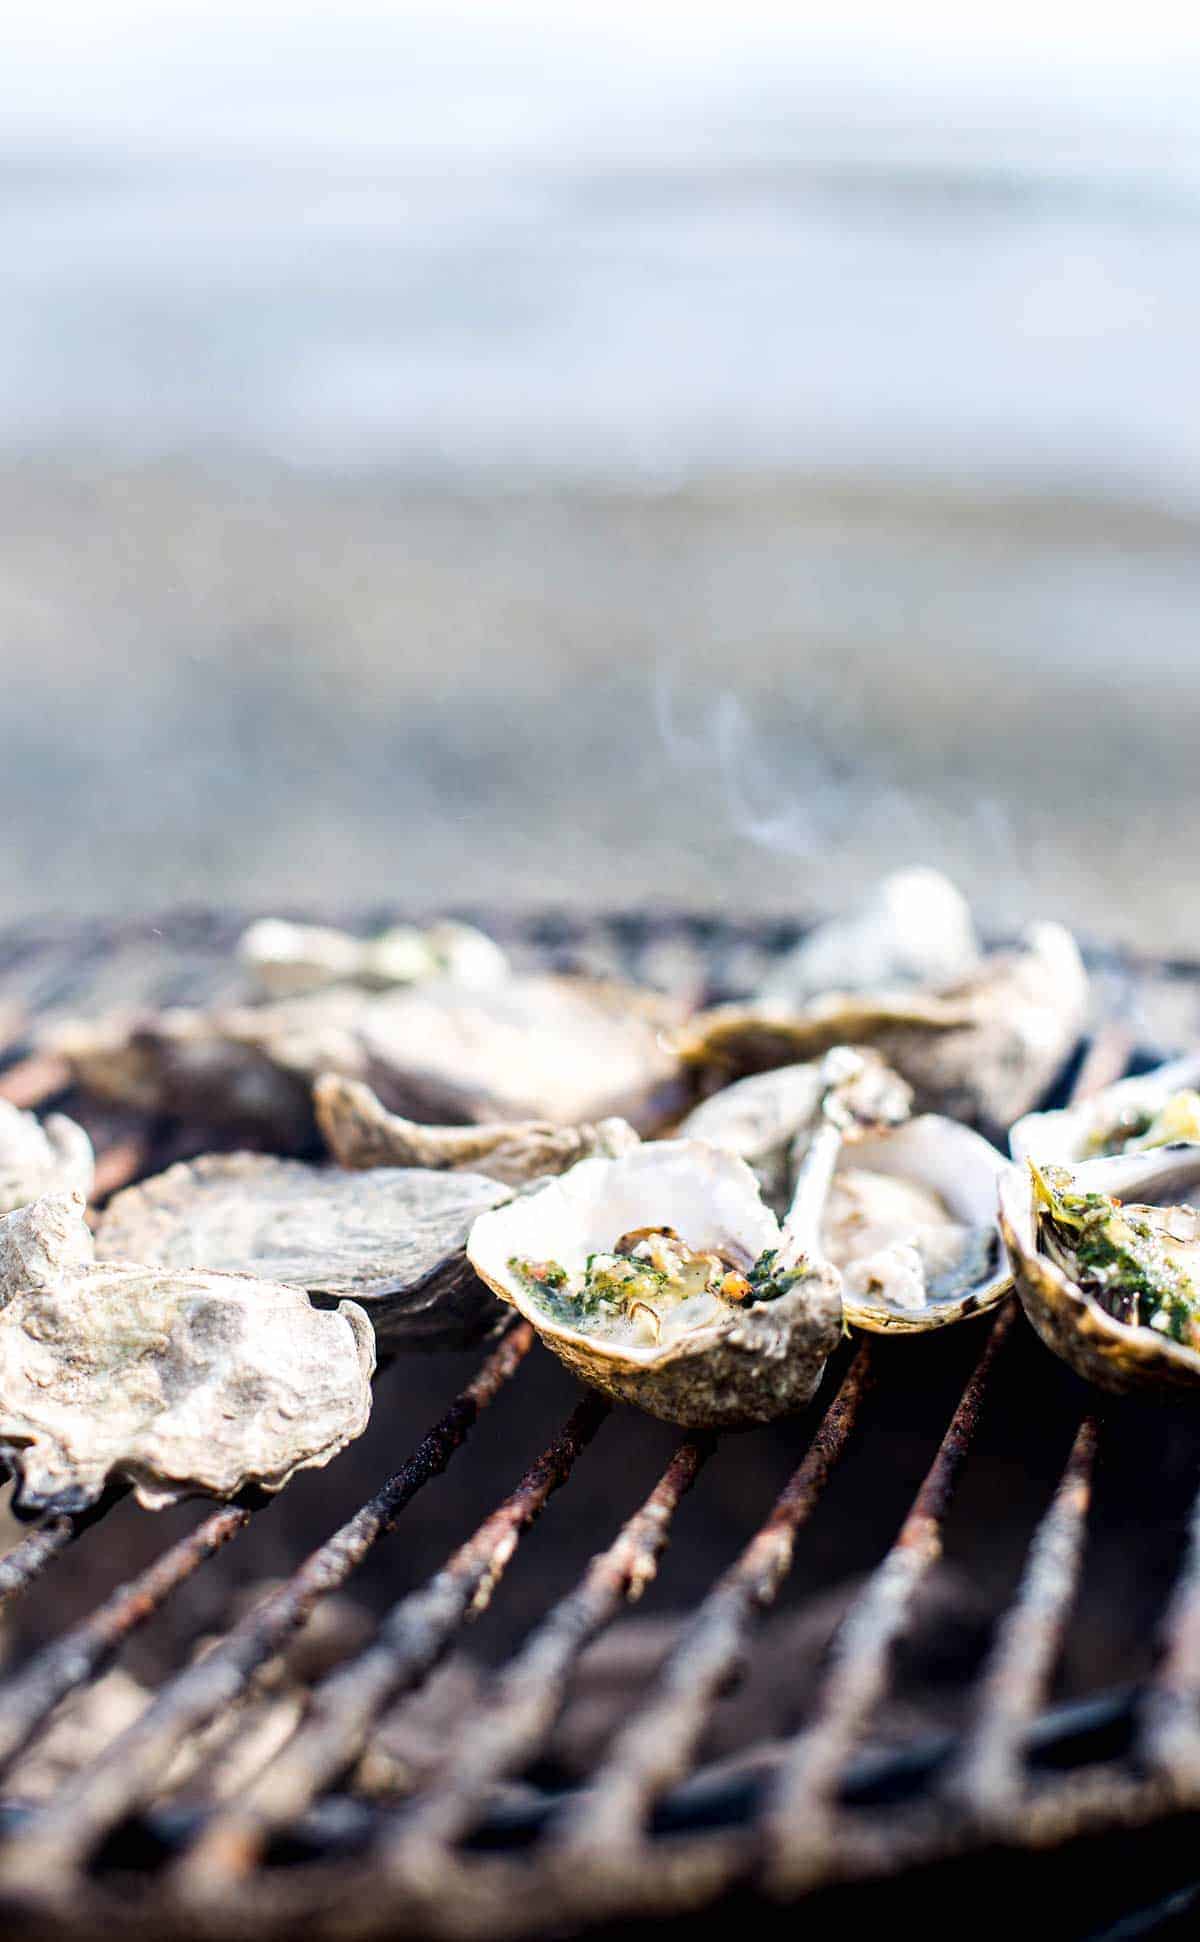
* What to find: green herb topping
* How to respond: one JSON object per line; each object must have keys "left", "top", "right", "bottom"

{"left": 1031, "top": 1162, "right": 1199, "bottom": 1344}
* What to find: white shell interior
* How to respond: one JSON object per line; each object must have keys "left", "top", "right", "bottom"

{"left": 1011, "top": 1056, "right": 1200, "bottom": 1170}
{"left": 467, "top": 1139, "right": 782, "bottom": 1362}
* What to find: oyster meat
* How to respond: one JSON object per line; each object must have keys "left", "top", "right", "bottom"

{"left": 680, "top": 923, "right": 1088, "bottom": 1133}
{"left": 0, "top": 1100, "right": 94, "bottom": 1213}
{"left": 1011, "top": 1055, "right": 1200, "bottom": 1171}
{"left": 314, "top": 1073, "right": 639, "bottom": 1186}
{"left": 48, "top": 974, "right": 686, "bottom": 1146}
{"left": 0, "top": 1193, "right": 375, "bottom": 1513}
{"left": 94, "top": 1152, "right": 509, "bottom": 1350}
{"left": 822, "top": 1117, "right": 1010, "bottom": 1332}
{"left": 240, "top": 917, "right": 509, "bottom": 999}
{"left": 1000, "top": 1152, "right": 1200, "bottom": 1394}
{"left": 756, "top": 868, "right": 979, "bottom": 1008}
{"left": 466, "top": 1137, "right": 843, "bottom": 1429}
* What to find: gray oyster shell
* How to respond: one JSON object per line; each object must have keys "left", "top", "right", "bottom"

{"left": 0, "top": 1101, "right": 94, "bottom": 1214}
{"left": 239, "top": 917, "right": 509, "bottom": 999}
{"left": 314, "top": 1072, "right": 640, "bottom": 1185}
{"left": 48, "top": 975, "right": 686, "bottom": 1147}
{"left": 679, "top": 923, "right": 1087, "bottom": 1133}
{"left": 756, "top": 868, "right": 979, "bottom": 1008}
{"left": 467, "top": 1139, "right": 842, "bottom": 1429}
{"left": 0, "top": 1193, "right": 375, "bottom": 1513}
{"left": 94, "top": 1152, "right": 509, "bottom": 1350}
{"left": 677, "top": 1050, "right": 913, "bottom": 1214}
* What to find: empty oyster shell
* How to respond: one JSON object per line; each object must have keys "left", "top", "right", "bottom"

{"left": 356, "top": 976, "right": 687, "bottom": 1129}
{"left": 999, "top": 1152, "right": 1200, "bottom": 1394}
{"left": 1011, "top": 1055, "right": 1200, "bottom": 1171}
{"left": 0, "top": 1193, "right": 375, "bottom": 1513}
{"left": 680, "top": 923, "right": 1088, "bottom": 1133}
{"left": 240, "top": 917, "right": 509, "bottom": 999}
{"left": 94, "top": 1153, "right": 509, "bottom": 1350}
{"left": 825, "top": 1118, "right": 1011, "bottom": 1333}
{"left": 314, "top": 1073, "right": 640, "bottom": 1186}
{"left": 466, "top": 1138, "right": 843, "bottom": 1429}
{"left": 677, "top": 1050, "right": 913, "bottom": 1214}
{"left": 48, "top": 975, "right": 686, "bottom": 1147}
{"left": 757, "top": 868, "right": 979, "bottom": 1008}
{"left": 0, "top": 1101, "right": 93, "bottom": 1214}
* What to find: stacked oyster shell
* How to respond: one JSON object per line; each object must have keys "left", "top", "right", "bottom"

{"left": 33, "top": 872, "right": 1200, "bottom": 1485}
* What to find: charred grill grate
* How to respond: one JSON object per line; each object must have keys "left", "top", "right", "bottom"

{"left": 0, "top": 910, "right": 1196, "bottom": 1937}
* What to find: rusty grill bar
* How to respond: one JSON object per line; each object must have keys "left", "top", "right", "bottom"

{"left": 0, "top": 910, "right": 1194, "bottom": 1939}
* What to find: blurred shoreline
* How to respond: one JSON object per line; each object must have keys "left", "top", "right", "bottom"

{"left": 1, "top": 455, "right": 1196, "bottom": 952}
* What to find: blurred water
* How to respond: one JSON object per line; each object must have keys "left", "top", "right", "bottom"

{"left": 3, "top": 8, "right": 1200, "bottom": 938}
{"left": 3, "top": 7, "right": 1200, "bottom": 501}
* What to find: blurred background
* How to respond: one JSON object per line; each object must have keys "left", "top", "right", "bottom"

{"left": 3, "top": 1, "right": 1199, "bottom": 946}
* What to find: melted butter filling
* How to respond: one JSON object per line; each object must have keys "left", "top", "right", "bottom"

{"left": 508, "top": 1224, "right": 800, "bottom": 1350}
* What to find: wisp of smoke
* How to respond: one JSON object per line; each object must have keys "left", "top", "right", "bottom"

{"left": 652, "top": 652, "right": 1022, "bottom": 895}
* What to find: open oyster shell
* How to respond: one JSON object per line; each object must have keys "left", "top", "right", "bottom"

{"left": 999, "top": 1151, "right": 1200, "bottom": 1394}
{"left": 0, "top": 1101, "right": 94, "bottom": 1214}
{"left": 1011, "top": 1055, "right": 1200, "bottom": 1171}
{"left": 679, "top": 923, "right": 1088, "bottom": 1133}
{"left": 314, "top": 1073, "right": 640, "bottom": 1186}
{"left": 0, "top": 1193, "right": 375, "bottom": 1513}
{"left": 826, "top": 1118, "right": 1011, "bottom": 1333}
{"left": 466, "top": 1139, "right": 843, "bottom": 1428}
{"left": 756, "top": 869, "right": 979, "bottom": 1008}
{"left": 240, "top": 917, "right": 509, "bottom": 999}
{"left": 94, "top": 1153, "right": 508, "bottom": 1350}
{"left": 677, "top": 1050, "right": 913, "bottom": 1214}
{"left": 48, "top": 975, "right": 686, "bottom": 1148}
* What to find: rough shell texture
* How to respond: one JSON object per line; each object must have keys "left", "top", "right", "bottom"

{"left": 677, "top": 1053, "right": 913, "bottom": 1214}
{"left": 314, "top": 1073, "right": 640, "bottom": 1185}
{"left": 467, "top": 1140, "right": 843, "bottom": 1428}
{"left": 1011, "top": 1055, "right": 1200, "bottom": 1170}
{"left": 48, "top": 974, "right": 686, "bottom": 1146}
{"left": 357, "top": 975, "right": 688, "bottom": 1129}
{"left": 95, "top": 1152, "right": 508, "bottom": 1350}
{"left": 831, "top": 1117, "right": 1011, "bottom": 1333}
{"left": 680, "top": 924, "right": 1088, "bottom": 1133}
{"left": 0, "top": 1100, "right": 94, "bottom": 1214}
{"left": 239, "top": 917, "right": 509, "bottom": 999}
{"left": 999, "top": 1157, "right": 1200, "bottom": 1395}
{"left": 44, "top": 992, "right": 369, "bottom": 1150}
{"left": 756, "top": 868, "right": 979, "bottom": 1007}
{"left": 0, "top": 1193, "right": 376, "bottom": 1513}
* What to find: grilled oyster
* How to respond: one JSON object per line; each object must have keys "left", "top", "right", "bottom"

{"left": 677, "top": 1050, "right": 913, "bottom": 1214}
{"left": 825, "top": 1118, "right": 1010, "bottom": 1332}
{"left": 314, "top": 1073, "right": 639, "bottom": 1186}
{"left": 466, "top": 1135, "right": 843, "bottom": 1428}
{"left": 0, "top": 1100, "right": 94, "bottom": 1214}
{"left": 757, "top": 868, "right": 979, "bottom": 1008}
{"left": 47, "top": 974, "right": 686, "bottom": 1148}
{"left": 680, "top": 923, "right": 1087, "bottom": 1133}
{"left": 999, "top": 1153, "right": 1200, "bottom": 1393}
{"left": 94, "top": 1153, "right": 509, "bottom": 1350}
{"left": 1011, "top": 1055, "right": 1200, "bottom": 1171}
{"left": 0, "top": 1193, "right": 375, "bottom": 1513}
{"left": 240, "top": 917, "right": 509, "bottom": 999}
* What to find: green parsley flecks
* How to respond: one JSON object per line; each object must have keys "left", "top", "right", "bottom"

{"left": 1031, "top": 1162, "right": 1200, "bottom": 1345}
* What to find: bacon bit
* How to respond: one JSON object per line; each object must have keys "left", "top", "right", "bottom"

{"left": 719, "top": 1271, "right": 753, "bottom": 1304}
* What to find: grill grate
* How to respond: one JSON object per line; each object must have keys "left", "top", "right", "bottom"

{"left": 0, "top": 910, "right": 1196, "bottom": 1938}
